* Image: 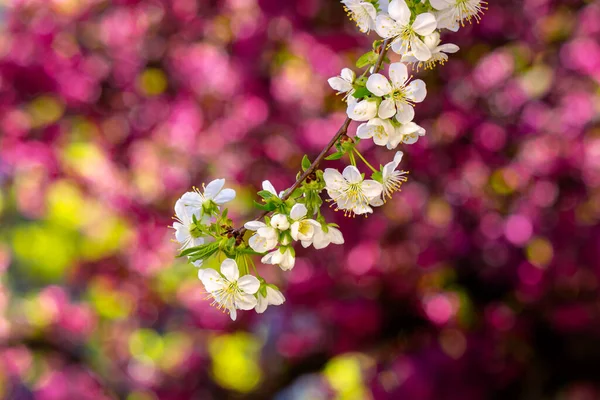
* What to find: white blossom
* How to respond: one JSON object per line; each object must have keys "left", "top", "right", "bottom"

{"left": 431, "top": 0, "right": 486, "bottom": 32}
{"left": 324, "top": 165, "right": 383, "bottom": 216}
{"left": 375, "top": 0, "right": 437, "bottom": 60}
{"left": 328, "top": 68, "right": 356, "bottom": 98}
{"left": 366, "top": 62, "right": 427, "bottom": 123}
{"left": 356, "top": 117, "right": 396, "bottom": 147}
{"left": 261, "top": 247, "right": 296, "bottom": 271}
{"left": 198, "top": 259, "right": 260, "bottom": 321}
{"left": 342, "top": 0, "right": 377, "bottom": 33}
{"left": 270, "top": 214, "right": 290, "bottom": 231}
{"left": 370, "top": 151, "right": 408, "bottom": 206}
{"left": 401, "top": 32, "right": 459, "bottom": 70}
{"left": 178, "top": 179, "right": 236, "bottom": 214}
{"left": 255, "top": 286, "right": 286, "bottom": 313}
{"left": 301, "top": 224, "right": 345, "bottom": 249}
{"left": 347, "top": 97, "right": 379, "bottom": 122}
{"left": 289, "top": 204, "right": 320, "bottom": 242}
{"left": 172, "top": 199, "right": 205, "bottom": 251}
{"left": 262, "top": 180, "right": 285, "bottom": 198}
{"left": 245, "top": 221, "right": 279, "bottom": 253}
{"left": 387, "top": 121, "right": 426, "bottom": 148}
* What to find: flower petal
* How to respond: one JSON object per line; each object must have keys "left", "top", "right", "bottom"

{"left": 255, "top": 294, "right": 268, "bottom": 313}
{"left": 341, "top": 68, "right": 356, "bottom": 83}
{"left": 366, "top": 74, "right": 392, "bottom": 97}
{"left": 375, "top": 14, "right": 400, "bottom": 38}
{"left": 213, "top": 188, "right": 236, "bottom": 204}
{"left": 289, "top": 203, "right": 308, "bottom": 220}
{"left": 356, "top": 123, "right": 374, "bottom": 139}
{"left": 198, "top": 268, "right": 225, "bottom": 292}
{"left": 395, "top": 102, "right": 415, "bottom": 123}
{"left": 412, "top": 13, "right": 437, "bottom": 36}
{"left": 362, "top": 180, "right": 383, "bottom": 198}
{"left": 411, "top": 38, "right": 432, "bottom": 61}
{"left": 388, "top": 0, "right": 411, "bottom": 25}
{"left": 430, "top": 0, "right": 451, "bottom": 11}
{"left": 378, "top": 98, "right": 397, "bottom": 119}
{"left": 436, "top": 43, "right": 460, "bottom": 54}
{"left": 203, "top": 179, "right": 225, "bottom": 200}
{"left": 389, "top": 62, "right": 408, "bottom": 89}
{"left": 220, "top": 258, "right": 239, "bottom": 282}
{"left": 323, "top": 168, "right": 346, "bottom": 190}
{"left": 237, "top": 275, "right": 260, "bottom": 294}
{"left": 342, "top": 165, "right": 363, "bottom": 184}
{"left": 406, "top": 79, "right": 427, "bottom": 103}
{"left": 229, "top": 307, "right": 237, "bottom": 321}
{"left": 262, "top": 180, "right": 278, "bottom": 196}
{"left": 244, "top": 221, "right": 266, "bottom": 231}
{"left": 328, "top": 77, "right": 353, "bottom": 93}
{"left": 266, "top": 287, "right": 285, "bottom": 305}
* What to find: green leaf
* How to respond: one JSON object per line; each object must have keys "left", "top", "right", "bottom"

{"left": 356, "top": 51, "right": 377, "bottom": 68}
{"left": 253, "top": 200, "right": 276, "bottom": 211}
{"left": 352, "top": 86, "right": 372, "bottom": 99}
{"left": 301, "top": 155, "right": 311, "bottom": 171}
{"left": 325, "top": 151, "right": 344, "bottom": 161}
{"left": 371, "top": 171, "right": 383, "bottom": 183}
{"left": 179, "top": 241, "right": 220, "bottom": 259}
{"left": 257, "top": 190, "right": 275, "bottom": 200}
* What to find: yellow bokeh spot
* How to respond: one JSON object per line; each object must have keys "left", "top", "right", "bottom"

{"left": 526, "top": 237, "right": 554, "bottom": 268}
{"left": 208, "top": 333, "right": 262, "bottom": 393}
{"left": 12, "top": 223, "right": 76, "bottom": 282}
{"left": 138, "top": 68, "right": 168, "bottom": 96}
{"left": 129, "top": 329, "right": 165, "bottom": 363}
{"left": 62, "top": 141, "right": 106, "bottom": 178}
{"left": 490, "top": 168, "right": 520, "bottom": 195}
{"left": 27, "top": 96, "right": 64, "bottom": 128}
{"left": 88, "top": 279, "right": 133, "bottom": 320}
{"left": 47, "top": 180, "right": 85, "bottom": 229}
{"left": 323, "top": 354, "right": 372, "bottom": 400}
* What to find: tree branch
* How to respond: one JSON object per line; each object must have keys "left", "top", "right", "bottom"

{"left": 236, "top": 39, "right": 391, "bottom": 237}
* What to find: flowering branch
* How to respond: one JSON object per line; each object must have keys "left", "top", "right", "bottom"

{"left": 172, "top": 0, "right": 486, "bottom": 321}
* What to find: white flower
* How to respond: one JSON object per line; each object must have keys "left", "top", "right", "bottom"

{"left": 270, "top": 214, "right": 290, "bottom": 231}
{"left": 401, "top": 32, "right": 459, "bottom": 70}
{"left": 356, "top": 117, "right": 396, "bottom": 147}
{"left": 328, "top": 68, "right": 356, "bottom": 98}
{"left": 431, "top": 0, "right": 486, "bottom": 32}
{"left": 387, "top": 121, "right": 426, "bottom": 148}
{"left": 301, "top": 224, "right": 345, "bottom": 249}
{"left": 262, "top": 180, "right": 285, "bottom": 198}
{"left": 178, "top": 179, "right": 236, "bottom": 214}
{"left": 366, "top": 62, "right": 427, "bottom": 123}
{"left": 262, "top": 247, "right": 296, "bottom": 271}
{"left": 341, "top": 0, "right": 377, "bottom": 33}
{"left": 172, "top": 200, "right": 205, "bottom": 250}
{"left": 347, "top": 97, "right": 379, "bottom": 122}
{"left": 198, "top": 259, "right": 260, "bottom": 321}
{"left": 289, "top": 204, "right": 320, "bottom": 242}
{"left": 255, "top": 286, "right": 286, "bottom": 314}
{"left": 245, "top": 221, "right": 279, "bottom": 253}
{"left": 370, "top": 151, "right": 408, "bottom": 206}
{"left": 324, "top": 165, "right": 383, "bottom": 216}
{"left": 375, "top": 0, "right": 437, "bottom": 60}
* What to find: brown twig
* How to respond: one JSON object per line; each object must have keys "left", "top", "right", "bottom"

{"left": 236, "top": 39, "right": 391, "bottom": 237}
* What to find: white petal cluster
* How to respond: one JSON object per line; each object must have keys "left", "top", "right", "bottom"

{"left": 199, "top": 259, "right": 260, "bottom": 321}
{"left": 324, "top": 166, "right": 383, "bottom": 216}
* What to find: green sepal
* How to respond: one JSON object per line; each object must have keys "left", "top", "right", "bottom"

{"left": 352, "top": 86, "right": 372, "bottom": 99}
{"left": 325, "top": 151, "right": 344, "bottom": 161}
{"left": 356, "top": 50, "right": 377, "bottom": 68}
{"left": 254, "top": 200, "right": 276, "bottom": 211}
{"left": 301, "top": 155, "right": 311, "bottom": 171}
{"left": 257, "top": 190, "right": 275, "bottom": 199}
{"left": 371, "top": 170, "right": 383, "bottom": 183}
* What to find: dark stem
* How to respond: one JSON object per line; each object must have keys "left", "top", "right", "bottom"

{"left": 236, "top": 38, "right": 391, "bottom": 236}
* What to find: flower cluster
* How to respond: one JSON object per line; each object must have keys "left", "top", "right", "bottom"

{"left": 173, "top": 0, "right": 485, "bottom": 320}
